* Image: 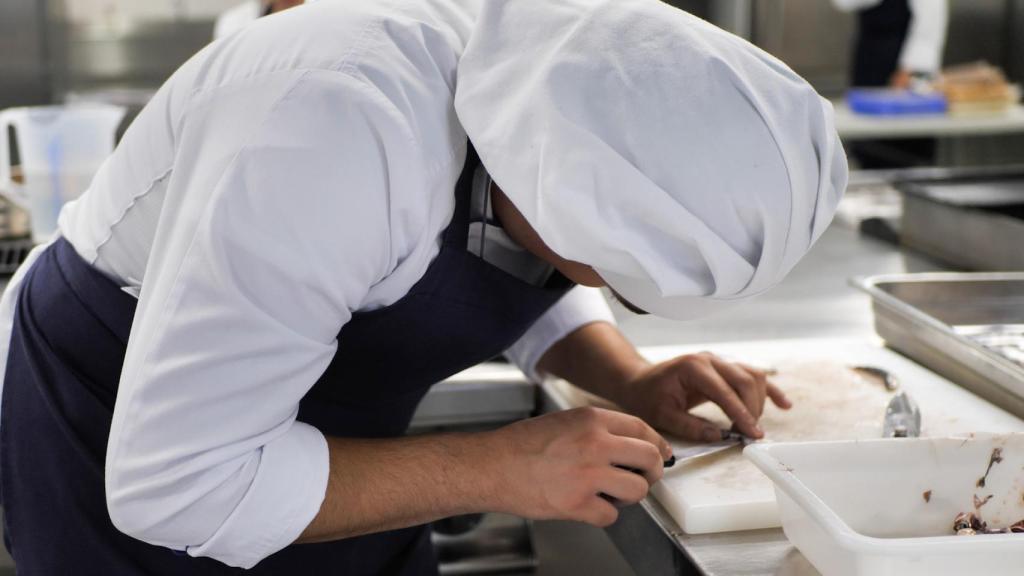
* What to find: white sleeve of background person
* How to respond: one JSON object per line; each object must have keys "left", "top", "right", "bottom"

{"left": 504, "top": 286, "right": 617, "bottom": 381}
{"left": 828, "top": 0, "right": 883, "bottom": 12}
{"left": 900, "top": 0, "right": 949, "bottom": 74}
{"left": 104, "top": 73, "right": 414, "bottom": 568}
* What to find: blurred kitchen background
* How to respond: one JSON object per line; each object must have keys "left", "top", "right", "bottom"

{"left": 4, "top": 2, "right": 1024, "bottom": 576}
{"left": 5, "top": 0, "right": 1024, "bottom": 162}
{"left": 7, "top": 0, "right": 1021, "bottom": 95}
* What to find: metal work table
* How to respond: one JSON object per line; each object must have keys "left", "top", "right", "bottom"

{"left": 832, "top": 101, "right": 1024, "bottom": 141}
{"left": 574, "top": 202, "right": 950, "bottom": 576}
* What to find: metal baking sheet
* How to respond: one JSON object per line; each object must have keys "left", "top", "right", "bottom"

{"left": 853, "top": 272, "right": 1024, "bottom": 419}
{"left": 899, "top": 177, "right": 1024, "bottom": 271}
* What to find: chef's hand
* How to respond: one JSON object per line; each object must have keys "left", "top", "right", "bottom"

{"left": 616, "top": 352, "right": 791, "bottom": 441}
{"left": 890, "top": 68, "right": 913, "bottom": 89}
{"left": 491, "top": 406, "right": 671, "bottom": 527}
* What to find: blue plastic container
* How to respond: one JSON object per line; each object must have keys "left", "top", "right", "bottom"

{"left": 846, "top": 89, "right": 948, "bottom": 116}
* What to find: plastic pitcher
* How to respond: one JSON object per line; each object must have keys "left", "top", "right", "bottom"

{"left": 0, "top": 104, "right": 125, "bottom": 243}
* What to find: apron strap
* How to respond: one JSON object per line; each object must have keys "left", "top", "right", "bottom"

{"left": 440, "top": 143, "right": 479, "bottom": 249}
{"left": 53, "top": 237, "right": 138, "bottom": 345}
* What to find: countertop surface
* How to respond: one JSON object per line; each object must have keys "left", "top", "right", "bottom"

{"left": 833, "top": 101, "right": 1024, "bottom": 140}
{"left": 594, "top": 192, "right": 958, "bottom": 576}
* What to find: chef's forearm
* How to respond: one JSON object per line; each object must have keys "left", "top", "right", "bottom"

{"left": 299, "top": 323, "right": 648, "bottom": 544}
{"left": 536, "top": 321, "right": 649, "bottom": 406}
{"left": 296, "top": 431, "right": 505, "bottom": 543}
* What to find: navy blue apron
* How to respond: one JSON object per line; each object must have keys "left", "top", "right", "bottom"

{"left": 0, "top": 145, "right": 573, "bottom": 575}
{"left": 852, "top": 0, "right": 911, "bottom": 88}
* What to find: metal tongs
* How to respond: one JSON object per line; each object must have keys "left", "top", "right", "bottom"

{"left": 883, "top": 390, "right": 922, "bottom": 438}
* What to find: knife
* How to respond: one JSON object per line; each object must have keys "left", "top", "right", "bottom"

{"left": 660, "top": 388, "right": 919, "bottom": 471}
{"left": 663, "top": 431, "right": 751, "bottom": 468}
{"left": 607, "top": 432, "right": 749, "bottom": 501}
{"left": 883, "top": 390, "right": 921, "bottom": 438}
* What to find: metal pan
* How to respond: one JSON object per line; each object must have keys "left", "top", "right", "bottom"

{"left": 899, "top": 177, "right": 1024, "bottom": 271}
{"left": 852, "top": 272, "right": 1024, "bottom": 419}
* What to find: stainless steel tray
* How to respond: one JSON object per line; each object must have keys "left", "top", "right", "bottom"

{"left": 853, "top": 272, "right": 1024, "bottom": 419}
{"left": 899, "top": 177, "right": 1024, "bottom": 271}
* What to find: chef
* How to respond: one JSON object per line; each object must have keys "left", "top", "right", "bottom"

{"left": 213, "top": 0, "right": 306, "bottom": 39}
{"left": 831, "top": 0, "right": 949, "bottom": 168}
{"left": 0, "top": 0, "right": 846, "bottom": 574}
{"left": 831, "top": 0, "right": 949, "bottom": 87}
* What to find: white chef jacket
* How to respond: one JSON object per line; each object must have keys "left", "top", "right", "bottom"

{"left": 831, "top": 0, "right": 949, "bottom": 75}
{"left": 898, "top": 0, "right": 948, "bottom": 74}
{"left": 0, "top": 0, "right": 614, "bottom": 568}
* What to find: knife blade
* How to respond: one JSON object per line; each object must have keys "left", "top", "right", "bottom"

{"left": 664, "top": 431, "right": 751, "bottom": 467}
{"left": 883, "top": 390, "right": 921, "bottom": 438}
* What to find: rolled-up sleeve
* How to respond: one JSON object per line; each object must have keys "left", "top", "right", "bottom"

{"left": 901, "top": 0, "right": 949, "bottom": 74}
{"left": 504, "top": 286, "right": 616, "bottom": 381}
{"left": 105, "top": 72, "right": 414, "bottom": 568}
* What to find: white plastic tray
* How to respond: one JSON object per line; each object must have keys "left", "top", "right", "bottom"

{"left": 745, "top": 434, "right": 1024, "bottom": 576}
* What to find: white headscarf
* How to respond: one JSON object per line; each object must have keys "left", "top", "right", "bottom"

{"left": 455, "top": 0, "right": 847, "bottom": 319}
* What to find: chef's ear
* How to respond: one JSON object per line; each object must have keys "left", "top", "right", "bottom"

{"left": 609, "top": 289, "right": 649, "bottom": 316}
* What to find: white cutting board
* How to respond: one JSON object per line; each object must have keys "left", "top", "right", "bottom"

{"left": 543, "top": 338, "right": 1024, "bottom": 534}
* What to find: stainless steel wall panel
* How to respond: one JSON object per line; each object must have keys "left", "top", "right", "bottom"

{"left": 748, "top": 0, "right": 1017, "bottom": 96}
{"left": 64, "top": 20, "right": 213, "bottom": 90}
{"left": 944, "top": 0, "right": 1010, "bottom": 71}
{"left": 0, "top": 0, "right": 54, "bottom": 107}
{"left": 752, "top": 0, "right": 856, "bottom": 96}
{"left": 1004, "top": 0, "right": 1024, "bottom": 82}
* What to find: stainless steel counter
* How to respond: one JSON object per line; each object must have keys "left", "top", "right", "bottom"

{"left": 588, "top": 205, "right": 951, "bottom": 576}
{"left": 540, "top": 375, "right": 817, "bottom": 576}
{"left": 601, "top": 488, "right": 814, "bottom": 576}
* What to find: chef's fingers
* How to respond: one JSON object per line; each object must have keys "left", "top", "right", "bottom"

{"left": 746, "top": 365, "right": 769, "bottom": 417}
{"left": 737, "top": 362, "right": 792, "bottom": 410}
{"left": 602, "top": 411, "right": 672, "bottom": 460}
{"left": 659, "top": 409, "right": 721, "bottom": 443}
{"left": 766, "top": 382, "right": 792, "bottom": 409}
{"left": 710, "top": 356, "right": 766, "bottom": 420}
{"left": 738, "top": 362, "right": 776, "bottom": 413}
{"left": 688, "top": 392, "right": 710, "bottom": 409}
{"left": 578, "top": 495, "right": 620, "bottom": 527}
{"left": 596, "top": 467, "right": 650, "bottom": 506}
{"left": 736, "top": 362, "right": 770, "bottom": 380}
{"left": 684, "top": 361, "right": 763, "bottom": 439}
{"left": 606, "top": 436, "right": 665, "bottom": 485}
